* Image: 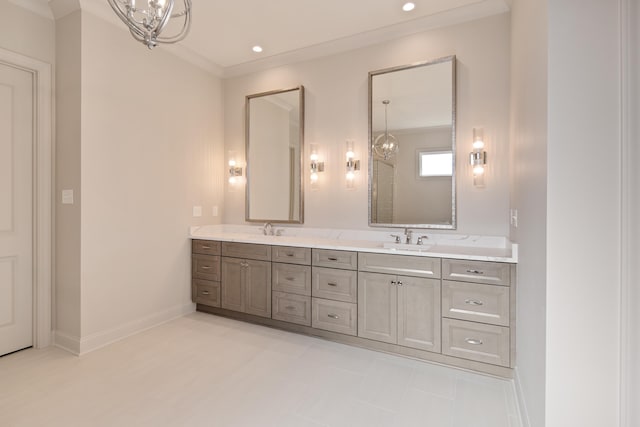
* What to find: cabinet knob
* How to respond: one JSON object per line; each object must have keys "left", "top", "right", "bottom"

{"left": 465, "top": 338, "right": 483, "bottom": 346}
{"left": 464, "top": 299, "right": 484, "bottom": 306}
{"left": 397, "top": 281, "right": 403, "bottom": 286}
{"left": 327, "top": 314, "right": 340, "bottom": 319}
{"left": 391, "top": 280, "right": 397, "bottom": 286}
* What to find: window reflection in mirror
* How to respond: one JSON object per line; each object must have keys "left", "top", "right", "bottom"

{"left": 369, "top": 56, "right": 456, "bottom": 229}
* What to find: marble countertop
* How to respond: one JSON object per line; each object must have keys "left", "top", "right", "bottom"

{"left": 189, "top": 225, "right": 518, "bottom": 263}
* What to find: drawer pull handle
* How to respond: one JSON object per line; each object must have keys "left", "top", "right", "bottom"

{"left": 285, "top": 277, "right": 295, "bottom": 281}
{"left": 201, "top": 266, "right": 212, "bottom": 270}
{"left": 327, "top": 314, "right": 340, "bottom": 319}
{"left": 466, "top": 269, "right": 484, "bottom": 275}
{"left": 328, "top": 257, "right": 339, "bottom": 261}
{"left": 465, "top": 338, "right": 483, "bottom": 345}
{"left": 201, "top": 291, "right": 210, "bottom": 295}
{"left": 241, "top": 262, "right": 249, "bottom": 267}
{"left": 286, "top": 253, "right": 295, "bottom": 257}
{"left": 285, "top": 305, "right": 296, "bottom": 310}
{"left": 201, "top": 245, "right": 211, "bottom": 249}
{"left": 465, "top": 299, "right": 484, "bottom": 306}
{"left": 327, "top": 282, "right": 338, "bottom": 287}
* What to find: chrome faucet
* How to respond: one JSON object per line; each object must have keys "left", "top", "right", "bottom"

{"left": 417, "top": 235, "right": 429, "bottom": 245}
{"left": 262, "top": 222, "right": 273, "bottom": 236}
{"left": 404, "top": 228, "right": 413, "bottom": 244}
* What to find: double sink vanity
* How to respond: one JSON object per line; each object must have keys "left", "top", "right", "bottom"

{"left": 196, "top": 55, "right": 518, "bottom": 377}
{"left": 191, "top": 225, "right": 517, "bottom": 378}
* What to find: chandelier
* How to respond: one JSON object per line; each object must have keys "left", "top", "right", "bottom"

{"left": 107, "top": 0, "right": 192, "bottom": 49}
{"left": 373, "top": 100, "right": 399, "bottom": 161}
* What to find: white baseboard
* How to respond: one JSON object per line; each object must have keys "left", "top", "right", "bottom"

{"left": 78, "top": 302, "right": 196, "bottom": 355}
{"left": 53, "top": 302, "right": 196, "bottom": 356}
{"left": 513, "top": 367, "right": 532, "bottom": 427}
{"left": 54, "top": 330, "right": 81, "bottom": 355}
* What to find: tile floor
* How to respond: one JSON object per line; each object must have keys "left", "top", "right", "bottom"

{"left": 0, "top": 312, "right": 522, "bottom": 426}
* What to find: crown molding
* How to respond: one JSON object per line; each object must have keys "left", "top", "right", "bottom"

{"left": 8, "top": 0, "right": 53, "bottom": 19}
{"left": 222, "top": 0, "right": 509, "bottom": 78}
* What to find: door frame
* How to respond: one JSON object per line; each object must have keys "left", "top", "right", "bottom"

{"left": 0, "top": 48, "right": 52, "bottom": 349}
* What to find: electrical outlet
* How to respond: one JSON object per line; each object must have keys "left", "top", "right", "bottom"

{"left": 510, "top": 209, "right": 518, "bottom": 228}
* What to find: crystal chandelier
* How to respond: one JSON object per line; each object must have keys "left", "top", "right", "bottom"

{"left": 373, "top": 100, "right": 399, "bottom": 161}
{"left": 107, "top": 0, "right": 192, "bottom": 49}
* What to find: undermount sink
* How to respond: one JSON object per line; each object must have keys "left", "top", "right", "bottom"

{"left": 382, "top": 242, "right": 432, "bottom": 252}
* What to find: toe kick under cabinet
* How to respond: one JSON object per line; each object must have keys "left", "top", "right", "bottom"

{"left": 191, "top": 239, "right": 516, "bottom": 377}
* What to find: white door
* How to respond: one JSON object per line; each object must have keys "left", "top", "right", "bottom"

{"left": 0, "top": 61, "right": 33, "bottom": 356}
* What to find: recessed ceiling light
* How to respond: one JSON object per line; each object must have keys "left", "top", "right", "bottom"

{"left": 252, "top": 45, "right": 263, "bottom": 53}
{"left": 402, "top": 2, "right": 415, "bottom": 12}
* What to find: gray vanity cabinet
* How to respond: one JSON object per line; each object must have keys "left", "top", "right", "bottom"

{"left": 191, "top": 240, "right": 221, "bottom": 307}
{"left": 358, "top": 252, "right": 441, "bottom": 352}
{"left": 358, "top": 271, "right": 441, "bottom": 352}
{"left": 221, "top": 243, "right": 272, "bottom": 318}
{"left": 271, "top": 246, "right": 312, "bottom": 326}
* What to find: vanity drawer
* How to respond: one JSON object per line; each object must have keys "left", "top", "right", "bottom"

{"left": 312, "top": 249, "right": 358, "bottom": 270}
{"left": 442, "top": 259, "right": 511, "bottom": 286}
{"left": 272, "top": 292, "right": 311, "bottom": 326}
{"left": 312, "top": 267, "right": 357, "bottom": 303}
{"left": 442, "top": 280, "right": 510, "bottom": 326}
{"left": 192, "top": 239, "right": 221, "bottom": 256}
{"left": 192, "top": 254, "right": 221, "bottom": 281}
{"left": 272, "top": 263, "right": 311, "bottom": 296}
{"left": 272, "top": 246, "right": 311, "bottom": 265}
{"left": 312, "top": 298, "right": 357, "bottom": 336}
{"left": 442, "top": 318, "right": 510, "bottom": 367}
{"left": 192, "top": 279, "right": 221, "bottom": 307}
{"left": 358, "top": 252, "right": 441, "bottom": 279}
{"left": 222, "top": 242, "right": 271, "bottom": 261}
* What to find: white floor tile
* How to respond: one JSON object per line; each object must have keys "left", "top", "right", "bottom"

{"left": 0, "top": 312, "right": 522, "bottom": 427}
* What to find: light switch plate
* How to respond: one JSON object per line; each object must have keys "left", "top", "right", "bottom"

{"left": 193, "top": 206, "right": 202, "bottom": 217}
{"left": 212, "top": 206, "right": 219, "bottom": 217}
{"left": 62, "top": 189, "right": 74, "bottom": 205}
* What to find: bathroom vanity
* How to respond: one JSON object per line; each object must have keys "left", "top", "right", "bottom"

{"left": 191, "top": 226, "right": 517, "bottom": 378}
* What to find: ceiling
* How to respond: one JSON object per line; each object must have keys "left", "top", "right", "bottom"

{"left": 25, "top": 0, "right": 510, "bottom": 77}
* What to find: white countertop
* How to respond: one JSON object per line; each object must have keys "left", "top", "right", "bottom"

{"left": 189, "top": 225, "right": 518, "bottom": 263}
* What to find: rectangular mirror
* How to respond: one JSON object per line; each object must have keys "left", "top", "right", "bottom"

{"left": 246, "top": 86, "right": 304, "bottom": 223}
{"left": 369, "top": 56, "right": 456, "bottom": 229}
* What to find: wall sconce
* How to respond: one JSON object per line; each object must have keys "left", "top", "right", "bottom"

{"left": 228, "top": 151, "right": 243, "bottom": 185}
{"left": 345, "top": 139, "right": 360, "bottom": 189}
{"left": 309, "top": 143, "right": 324, "bottom": 189}
{"left": 469, "top": 128, "right": 487, "bottom": 187}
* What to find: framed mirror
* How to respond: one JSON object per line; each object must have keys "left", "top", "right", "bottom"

{"left": 245, "top": 86, "right": 304, "bottom": 223}
{"left": 368, "top": 56, "right": 456, "bottom": 229}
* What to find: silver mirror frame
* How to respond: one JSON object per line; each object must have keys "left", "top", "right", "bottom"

{"left": 245, "top": 86, "right": 305, "bottom": 224}
{"left": 368, "top": 56, "right": 457, "bottom": 230}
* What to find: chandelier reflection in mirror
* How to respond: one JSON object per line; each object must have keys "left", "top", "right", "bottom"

{"left": 107, "top": 0, "right": 192, "bottom": 49}
{"left": 372, "top": 100, "right": 399, "bottom": 161}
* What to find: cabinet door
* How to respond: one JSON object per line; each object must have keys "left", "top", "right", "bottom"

{"left": 221, "top": 257, "right": 244, "bottom": 312}
{"left": 244, "top": 259, "right": 272, "bottom": 318}
{"left": 357, "top": 272, "right": 397, "bottom": 344}
{"left": 397, "top": 275, "right": 441, "bottom": 352}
